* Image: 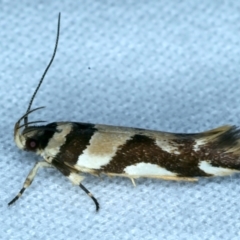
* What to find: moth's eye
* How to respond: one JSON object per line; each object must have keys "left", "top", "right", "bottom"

{"left": 26, "top": 138, "right": 39, "bottom": 151}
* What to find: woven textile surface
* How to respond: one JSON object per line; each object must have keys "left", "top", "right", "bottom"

{"left": 1, "top": 1, "right": 240, "bottom": 240}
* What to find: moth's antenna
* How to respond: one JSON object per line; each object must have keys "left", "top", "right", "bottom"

{"left": 24, "top": 12, "right": 61, "bottom": 126}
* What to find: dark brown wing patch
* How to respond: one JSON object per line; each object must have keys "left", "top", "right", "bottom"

{"left": 101, "top": 134, "right": 210, "bottom": 177}
{"left": 53, "top": 123, "right": 97, "bottom": 165}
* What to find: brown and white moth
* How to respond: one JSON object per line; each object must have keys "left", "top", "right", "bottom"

{"left": 9, "top": 13, "right": 240, "bottom": 211}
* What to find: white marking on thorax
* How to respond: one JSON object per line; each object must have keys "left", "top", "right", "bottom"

{"left": 76, "top": 131, "right": 133, "bottom": 169}
{"left": 124, "top": 162, "right": 176, "bottom": 176}
{"left": 199, "top": 161, "right": 239, "bottom": 176}
{"left": 41, "top": 123, "right": 72, "bottom": 162}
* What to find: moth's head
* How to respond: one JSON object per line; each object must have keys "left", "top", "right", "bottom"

{"left": 14, "top": 107, "right": 56, "bottom": 152}
{"left": 14, "top": 123, "right": 42, "bottom": 152}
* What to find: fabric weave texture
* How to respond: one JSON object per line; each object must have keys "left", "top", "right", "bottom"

{"left": 1, "top": 1, "right": 240, "bottom": 240}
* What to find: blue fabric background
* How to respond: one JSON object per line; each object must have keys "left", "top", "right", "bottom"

{"left": 1, "top": 1, "right": 240, "bottom": 239}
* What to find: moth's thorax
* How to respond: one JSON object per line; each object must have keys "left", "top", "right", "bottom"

{"left": 39, "top": 123, "right": 73, "bottom": 163}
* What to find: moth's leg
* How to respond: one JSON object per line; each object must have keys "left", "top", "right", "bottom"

{"left": 8, "top": 161, "right": 52, "bottom": 205}
{"left": 80, "top": 183, "right": 99, "bottom": 212}
{"left": 68, "top": 172, "right": 99, "bottom": 211}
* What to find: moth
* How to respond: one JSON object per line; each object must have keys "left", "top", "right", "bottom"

{"left": 9, "top": 13, "right": 240, "bottom": 211}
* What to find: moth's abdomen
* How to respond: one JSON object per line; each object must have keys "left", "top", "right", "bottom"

{"left": 47, "top": 123, "right": 240, "bottom": 179}
{"left": 101, "top": 132, "right": 240, "bottom": 178}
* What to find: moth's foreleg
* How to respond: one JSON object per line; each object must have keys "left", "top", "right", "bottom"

{"left": 8, "top": 161, "right": 52, "bottom": 205}
{"left": 68, "top": 172, "right": 99, "bottom": 211}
